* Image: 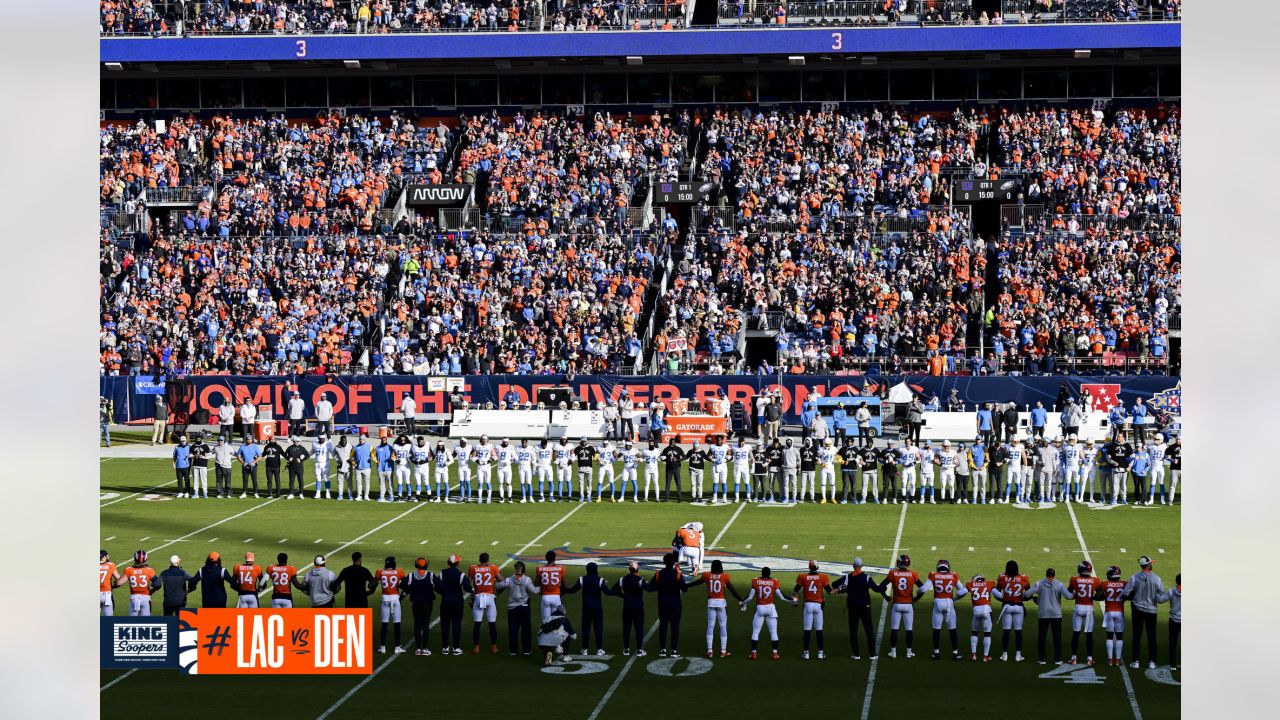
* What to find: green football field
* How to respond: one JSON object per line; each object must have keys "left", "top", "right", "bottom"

{"left": 100, "top": 457, "right": 1180, "bottom": 719}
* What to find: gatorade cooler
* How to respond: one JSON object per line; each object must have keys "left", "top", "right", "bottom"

{"left": 378, "top": 425, "right": 392, "bottom": 439}
{"left": 254, "top": 421, "right": 275, "bottom": 442}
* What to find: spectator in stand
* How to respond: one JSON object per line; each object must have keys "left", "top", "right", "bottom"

{"left": 151, "top": 393, "right": 168, "bottom": 446}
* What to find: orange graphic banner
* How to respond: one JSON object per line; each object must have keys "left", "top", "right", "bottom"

{"left": 179, "top": 608, "right": 372, "bottom": 675}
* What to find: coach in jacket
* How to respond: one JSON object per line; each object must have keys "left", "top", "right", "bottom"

{"left": 497, "top": 561, "right": 540, "bottom": 655}
{"left": 404, "top": 558, "right": 437, "bottom": 655}
{"left": 564, "top": 562, "right": 612, "bottom": 655}
{"left": 304, "top": 555, "right": 338, "bottom": 608}
{"left": 650, "top": 553, "right": 688, "bottom": 657}
{"left": 831, "top": 558, "right": 889, "bottom": 659}
{"left": 1124, "top": 556, "right": 1165, "bottom": 669}
{"left": 1026, "top": 568, "right": 1071, "bottom": 664}
{"left": 437, "top": 555, "right": 467, "bottom": 655}
{"left": 191, "top": 552, "right": 234, "bottom": 608}
{"left": 159, "top": 556, "right": 196, "bottom": 616}
{"left": 613, "top": 561, "right": 649, "bottom": 656}
{"left": 330, "top": 552, "right": 375, "bottom": 608}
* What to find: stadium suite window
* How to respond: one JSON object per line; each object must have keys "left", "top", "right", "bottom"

{"left": 286, "top": 77, "right": 327, "bottom": 108}
{"left": 628, "top": 73, "right": 669, "bottom": 104}
{"left": 802, "top": 71, "right": 843, "bottom": 102}
{"left": 414, "top": 76, "right": 455, "bottom": 107}
{"left": 200, "top": 78, "right": 242, "bottom": 109}
{"left": 846, "top": 70, "right": 887, "bottom": 101}
{"left": 244, "top": 77, "right": 285, "bottom": 108}
{"left": 587, "top": 74, "right": 626, "bottom": 104}
{"left": 933, "top": 68, "right": 978, "bottom": 101}
{"left": 978, "top": 68, "right": 1021, "bottom": 100}
{"left": 889, "top": 69, "right": 932, "bottom": 101}
{"left": 371, "top": 76, "right": 412, "bottom": 107}
{"left": 457, "top": 76, "right": 498, "bottom": 106}
{"left": 1069, "top": 67, "right": 1112, "bottom": 98}
{"left": 759, "top": 72, "right": 801, "bottom": 102}
{"left": 330, "top": 77, "right": 370, "bottom": 108}
{"left": 542, "top": 74, "right": 584, "bottom": 105}
{"left": 1159, "top": 65, "right": 1180, "bottom": 97}
{"left": 719, "top": 72, "right": 757, "bottom": 103}
{"left": 101, "top": 79, "right": 114, "bottom": 110}
{"left": 1113, "top": 66, "right": 1158, "bottom": 98}
{"left": 115, "top": 79, "right": 156, "bottom": 109}
{"left": 499, "top": 75, "right": 541, "bottom": 105}
{"left": 1023, "top": 69, "right": 1067, "bottom": 99}
{"left": 672, "top": 73, "right": 714, "bottom": 103}
{"left": 158, "top": 78, "right": 199, "bottom": 110}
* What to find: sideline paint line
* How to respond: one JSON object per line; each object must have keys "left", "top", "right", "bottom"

{"left": 1066, "top": 502, "right": 1144, "bottom": 720}
{"left": 860, "top": 502, "right": 909, "bottom": 720}
{"left": 317, "top": 503, "right": 587, "bottom": 720}
{"left": 101, "top": 480, "right": 179, "bottom": 507}
{"left": 586, "top": 502, "right": 748, "bottom": 720}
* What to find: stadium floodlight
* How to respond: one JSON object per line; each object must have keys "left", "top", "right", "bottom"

{"left": 104, "top": 62, "right": 123, "bottom": 71}
{"left": 1074, "top": 49, "right": 1091, "bottom": 59}
{"left": 860, "top": 56, "right": 878, "bottom": 65}
{"left": 343, "top": 60, "right": 361, "bottom": 69}
{"left": 788, "top": 56, "right": 805, "bottom": 66}
{"left": 252, "top": 62, "right": 271, "bottom": 72}
{"left": 625, "top": 56, "right": 643, "bottom": 65}
{"left": 495, "top": 59, "right": 512, "bottom": 70}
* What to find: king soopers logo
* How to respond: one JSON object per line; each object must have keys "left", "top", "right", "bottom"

{"left": 113, "top": 623, "right": 169, "bottom": 658}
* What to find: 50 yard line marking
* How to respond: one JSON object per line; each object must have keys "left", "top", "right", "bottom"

{"left": 860, "top": 502, "right": 908, "bottom": 720}
{"left": 586, "top": 501, "right": 748, "bottom": 720}
{"left": 1066, "top": 501, "right": 1144, "bottom": 720}
{"left": 317, "top": 502, "right": 587, "bottom": 720}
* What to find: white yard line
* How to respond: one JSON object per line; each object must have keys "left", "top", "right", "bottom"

{"left": 860, "top": 502, "right": 909, "bottom": 720}
{"left": 101, "top": 480, "right": 178, "bottom": 507}
{"left": 586, "top": 502, "right": 747, "bottom": 720}
{"left": 1066, "top": 502, "right": 1144, "bottom": 720}
{"left": 99, "top": 669, "right": 136, "bottom": 692}
{"left": 317, "top": 503, "right": 586, "bottom": 720}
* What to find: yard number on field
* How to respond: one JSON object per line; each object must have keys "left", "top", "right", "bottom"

{"left": 1038, "top": 663, "right": 1105, "bottom": 685}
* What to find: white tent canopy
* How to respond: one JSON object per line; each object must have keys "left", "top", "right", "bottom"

{"left": 886, "top": 382, "right": 915, "bottom": 403}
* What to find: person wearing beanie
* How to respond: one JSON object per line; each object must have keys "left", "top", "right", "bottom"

{"left": 190, "top": 552, "right": 234, "bottom": 608}
{"left": 303, "top": 555, "right": 338, "bottom": 608}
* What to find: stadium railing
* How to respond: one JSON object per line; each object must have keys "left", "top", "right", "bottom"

{"left": 781, "top": 353, "right": 1172, "bottom": 376}
{"left": 716, "top": 0, "right": 1175, "bottom": 26}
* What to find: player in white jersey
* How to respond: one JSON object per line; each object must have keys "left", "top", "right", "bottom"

{"left": 1060, "top": 436, "right": 1082, "bottom": 504}
{"left": 393, "top": 436, "right": 413, "bottom": 499}
{"left": 731, "top": 439, "right": 754, "bottom": 502}
{"left": 1004, "top": 438, "right": 1025, "bottom": 504}
{"left": 936, "top": 440, "right": 957, "bottom": 503}
{"left": 455, "top": 438, "right": 474, "bottom": 502}
{"left": 641, "top": 441, "right": 661, "bottom": 501}
{"left": 312, "top": 434, "right": 334, "bottom": 499}
{"left": 495, "top": 439, "right": 514, "bottom": 504}
{"left": 817, "top": 441, "right": 837, "bottom": 503}
{"left": 515, "top": 439, "right": 535, "bottom": 503}
{"left": 554, "top": 439, "right": 574, "bottom": 501}
{"left": 473, "top": 437, "right": 494, "bottom": 504}
{"left": 709, "top": 438, "right": 730, "bottom": 503}
{"left": 900, "top": 440, "right": 920, "bottom": 502}
{"left": 1079, "top": 439, "right": 1099, "bottom": 503}
{"left": 431, "top": 441, "right": 453, "bottom": 502}
{"left": 596, "top": 441, "right": 618, "bottom": 501}
{"left": 1146, "top": 438, "right": 1167, "bottom": 505}
{"left": 535, "top": 440, "right": 555, "bottom": 501}
{"left": 410, "top": 436, "right": 432, "bottom": 500}
{"left": 618, "top": 442, "right": 641, "bottom": 502}
{"left": 918, "top": 441, "right": 937, "bottom": 503}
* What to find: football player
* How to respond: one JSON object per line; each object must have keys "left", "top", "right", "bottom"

{"left": 1100, "top": 565, "right": 1128, "bottom": 666}
{"left": 473, "top": 436, "right": 494, "bottom": 504}
{"left": 709, "top": 436, "right": 730, "bottom": 503}
{"left": 1066, "top": 561, "right": 1100, "bottom": 665}
{"left": 994, "top": 559, "right": 1030, "bottom": 661}
{"left": 642, "top": 440, "right": 662, "bottom": 502}
{"left": 686, "top": 559, "right": 743, "bottom": 658}
{"left": 1080, "top": 438, "right": 1100, "bottom": 503}
{"left": 392, "top": 434, "right": 413, "bottom": 500}
{"left": 495, "top": 438, "right": 515, "bottom": 504}
{"left": 465, "top": 552, "right": 503, "bottom": 654}
{"left": 886, "top": 553, "right": 925, "bottom": 659}
{"left": 515, "top": 438, "right": 534, "bottom": 504}
{"left": 793, "top": 560, "right": 833, "bottom": 659}
{"left": 536, "top": 439, "right": 556, "bottom": 502}
{"left": 314, "top": 433, "right": 335, "bottom": 500}
{"left": 926, "top": 559, "right": 968, "bottom": 660}
{"left": 1004, "top": 437, "right": 1025, "bottom": 504}
{"left": 1060, "top": 435, "right": 1082, "bottom": 503}
{"left": 122, "top": 550, "right": 158, "bottom": 616}
{"left": 432, "top": 440, "right": 453, "bottom": 503}
{"left": 619, "top": 441, "right": 641, "bottom": 502}
{"left": 100, "top": 550, "right": 122, "bottom": 616}
{"left": 232, "top": 552, "right": 265, "bottom": 608}
{"left": 937, "top": 440, "right": 958, "bottom": 503}
{"left": 456, "top": 437, "right": 475, "bottom": 502}
{"left": 376, "top": 556, "right": 406, "bottom": 654}
{"left": 918, "top": 441, "right": 937, "bottom": 504}
{"left": 410, "top": 436, "right": 431, "bottom": 501}
{"left": 674, "top": 522, "right": 705, "bottom": 576}
{"left": 534, "top": 550, "right": 567, "bottom": 624}
{"left": 595, "top": 440, "right": 618, "bottom": 502}
{"left": 553, "top": 438, "right": 573, "bottom": 501}
{"left": 266, "top": 552, "right": 303, "bottom": 608}
{"left": 1146, "top": 436, "right": 1168, "bottom": 505}
{"left": 817, "top": 440, "right": 838, "bottom": 504}
{"left": 858, "top": 442, "right": 879, "bottom": 504}
{"left": 731, "top": 438, "right": 754, "bottom": 502}
{"left": 965, "top": 573, "right": 997, "bottom": 661}
{"left": 739, "top": 567, "right": 798, "bottom": 661}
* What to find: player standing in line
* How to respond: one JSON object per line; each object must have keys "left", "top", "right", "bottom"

{"left": 452, "top": 438, "right": 472, "bottom": 502}
{"left": 969, "top": 439, "right": 989, "bottom": 505}
{"left": 313, "top": 433, "right": 334, "bottom": 500}
{"left": 965, "top": 573, "right": 997, "bottom": 661}
{"left": 781, "top": 439, "right": 800, "bottom": 504}
{"left": 1035, "top": 438, "right": 1056, "bottom": 503}
{"left": 732, "top": 438, "right": 754, "bottom": 503}
{"left": 1066, "top": 561, "right": 1100, "bottom": 665}
{"left": 411, "top": 436, "right": 431, "bottom": 501}
{"left": 333, "top": 435, "right": 353, "bottom": 501}
{"left": 662, "top": 437, "right": 686, "bottom": 502}
{"left": 817, "top": 440, "right": 838, "bottom": 504}
{"left": 375, "top": 436, "right": 394, "bottom": 502}
{"left": 538, "top": 439, "right": 558, "bottom": 501}
{"left": 516, "top": 438, "right": 535, "bottom": 504}
{"left": 574, "top": 438, "right": 597, "bottom": 501}
{"left": 954, "top": 442, "right": 971, "bottom": 503}
{"left": 122, "top": 550, "right": 158, "bottom": 616}
{"left": 1080, "top": 438, "right": 1099, "bottom": 503}
{"left": 562, "top": 561, "right": 612, "bottom": 656}
{"left": 1003, "top": 437, "right": 1024, "bottom": 504}
{"left": 619, "top": 440, "right": 641, "bottom": 502}
{"left": 838, "top": 438, "right": 858, "bottom": 504}
{"left": 352, "top": 435, "right": 372, "bottom": 501}
{"left": 799, "top": 438, "right": 817, "bottom": 503}
{"left": 1100, "top": 565, "right": 1128, "bottom": 666}
{"left": 534, "top": 551, "right": 566, "bottom": 624}
{"left": 1157, "top": 573, "right": 1181, "bottom": 671}
{"left": 554, "top": 438, "right": 574, "bottom": 501}
{"left": 751, "top": 442, "right": 770, "bottom": 503}
{"left": 1166, "top": 437, "right": 1181, "bottom": 504}
{"left": 172, "top": 435, "right": 192, "bottom": 499}
{"left": 432, "top": 440, "right": 453, "bottom": 502}
{"left": 687, "top": 559, "right": 743, "bottom": 658}
{"left": 232, "top": 552, "right": 265, "bottom": 608}
{"left": 926, "top": 559, "right": 968, "bottom": 660}
{"left": 1061, "top": 436, "right": 1082, "bottom": 503}
{"left": 392, "top": 434, "right": 413, "bottom": 500}
{"left": 937, "top": 440, "right": 958, "bottom": 503}
{"left": 595, "top": 440, "right": 618, "bottom": 502}
{"left": 994, "top": 560, "right": 1030, "bottom": 662}
{"left": 858, "top": 441, "right": 879, "bottom": 504}
{"left": 1022, "top": 437, "right": 1038, "bottom": 502}
{"left": 376, "top": 557, "right": 407, "bottom": 654}
{"left": 1127, "top": 442, "right": 1151, "bottom": 507}
{"left": 495, "top": 438, "right": 515, "bottom": 504}
{"left": 918, "top": 441, "right": 937, "bottom": 504}
{"left": 879, "top": 440, "right": 900, "bottom": 504}
{"left": 794, "top": 561, "right": 833, "bottom": 659}
{"left": 674, "top": 522, "right": 705, "bottom": 576}
{"left": 886, "top": 554, "right": 924, "bottom": 658}
{"left": 740, "top": 567, "right": 798, "bottom": 660}
{"left": 236, "top": 437, "right": 262, "bottom": 499}
{"left": 899, "top": 439, "right": 919, "bottom": 503}
{"left": 473, "top": 436, "right": 494, "bottom": 504}
{"left": 266, "top": 553, "right": 303, "bottom": 608}
{"left": 707, "top": 437, "right": 729, "bottom": 503}
{"left": 190, "top": 433, "right": 211, "bottom": 498}
{"left": 464, "top": 552, "right": 503, "bottom": 654}
{"left": 1146, "top": 435, "right": 1168, "bottom": 505}
{"left": 100, "top": 551, "right": 122, "bottom": 615}
{"left": 642, "top": 440, "right": 661, "bottom": 502}
{"left": 284, "top": 437, "right": 311, "bottom": 500}
{"left": 687, "top": 441, "right": 707, "bottom": 501}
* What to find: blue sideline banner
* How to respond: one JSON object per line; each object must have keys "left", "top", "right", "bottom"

{"left": 101, "top": 374, "right": 1179, "bottom": 426}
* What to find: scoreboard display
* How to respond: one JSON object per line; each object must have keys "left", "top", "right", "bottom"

{"left": 954, "top": 179, "right": 1021, "bottom": 203}
{"left": 655, "top": 182, "right": 713, "bottom": 204}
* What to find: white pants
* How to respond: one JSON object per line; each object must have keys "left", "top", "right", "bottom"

{"left": 679, "top": 546, "right": 702, "bottom": 574}
{"left": 193, "top": 466, "right": 209, "bottom": 495}
{"left": 270, "top": 597, "right": 293, "bottom": 608}
{"left": 1150, "top": 466, "right": 1166, "bottom": 495}
{"left": 706, "top": 603, "right": 729, "bottom": 651}
{"left": 690, "top": 469, "right": 704, "bottom": 497}
{"left": 971, "top": 469, "right": 987, "bottom": 498}
{"left": 861, "top": 471, "right": 878, "bottom": 500}
{"left": 472, "top": 593, "right": 497, "bottom": 622}
{"left": 644, "top": 465, "right": 659, "bottom": 497}
{"left": 819, "top": 466, "right": 835, "bottom": 498}
{"left": 477, "top": 465, "right": 493, "bottom": 490}
{"left": 920, "top": 467, "right": 935, "bottom": 493}
{"left": 127, "top": 595, "right": 151, "bottom": 616}
{"left": 356, "top": 468, "right": 371, "bottom": 498}
{"left": 434, "top": 465, "right": 450, "bottom": 491}
{"left": 412, "top": 466, "right": 430, "bottom": 493}
{"left": 890, "top": 603, "right": 914, "bottom": 631}
{"left": 783, "top": 470, "right": 798, "bottom": 500}
{"left": 712, "top": 465, "right": 728, "bottom": 493}
{"left": 378, "top": 470, "right": 393, "bottom": 498}
{"left": 382, "top": 595, "right": 402, "bottom": 623}
{"left": 938, "top": 468, "right": 955, "bottom": 498}
{"left": 598, "top": 465, "right": 616, "bottom": 494}
{"left": 1072, "top": 605, "right": 1095, "bottom": 632}
{"left": 801, "top": 471, "right": 815, "bottom": 500}
{"left": 971, "top": 607, "right": 993, "bottom": 632}
{"left": 459, "top": 465, "right": 473, "bottom": 489}
{"left": 315, "top": 462, "right": 331, "bottom": 491}
{"left": 101, "top": 591, "right": 114, "bottom": 616}
{"left": 932, "top": 598, "right": 956, "bottom": 630}
{"left": 621, "top": 467, "right": 638, "bottom": 495}
{"left": 1169, "top": 469, "right": 1180, "bottom": 502}
{"left": 802, "top": 602, "right": 824, "bottom": 630}
{"left": 237, "top": 594, "right": 259, "bottom": 609}
{"left": 1006, "top": 467, "right": 1022, "bottom": 498}
{"left": 518, "top": 465, "right": 533, "bottom": 493}
{"left": 538, "top": 465, "right": 555, "bottom": 492}
{"left": 1080, "top": 465, "right": 1096, "bottom": 497}
{"left": 902, "top": 465, "right": 918, "bottom": 496}
{"left": 497, "top": 467, "right": 512, "bottom": 497}
{"left": 578, "top": 467, "right": 594, "bottom": 498}
{"left": 395, "top": 465, "right": 411, "bottom": 490}
{"left": 540, "top": 595, "right": 563, "bottom": 624}
{"left": 751, "top": 605, "right": 779, "bottom": 641}
{"left": 733, "top": 466, "right": 751, "bottom": 493}
{"left": 1103, "top": 611, "right": 1125, "bottom": 633}
{"left": 1000, "top": 604, "right": 1025, "bottom": 631}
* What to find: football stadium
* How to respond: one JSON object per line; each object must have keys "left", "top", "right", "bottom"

{"left": 99, "top": 2, "right": 1181, "bottom": 718}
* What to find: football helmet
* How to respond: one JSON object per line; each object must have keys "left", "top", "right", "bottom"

{"left": 133, "top": 550, "right": 148, "bottom": 565}
{"left": 1078, "top": 561, "right": 1093, "bottom": 576}
{"left": 1107, "top": 565, "right": 1123, "bottom": 580}
{"left": 936, "top": 559, "right": 950, "bottom": 572}
{"left": 896, "top": 553, "right": 911, "bottom": 569}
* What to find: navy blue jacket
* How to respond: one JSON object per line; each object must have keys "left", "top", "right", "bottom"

{"left": 564, "top": 572, "right": 613, "bottom": 610}
{"left": 831, "top": 571, "right": 889, "bottom": 610}
{"left": 648, "top": 567, "right": 687, "bottom": 609}
{"left": 192, "top": 564, "right": 233, "bottom": 608}
{"left": 404, "top": 570, "right": 437, "bottom": 605}
{"left": 613, "top": 573, "right": 648, "bottom": 609}
{"left": 437, "top": 566, "right": 466, "bottom": 605}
